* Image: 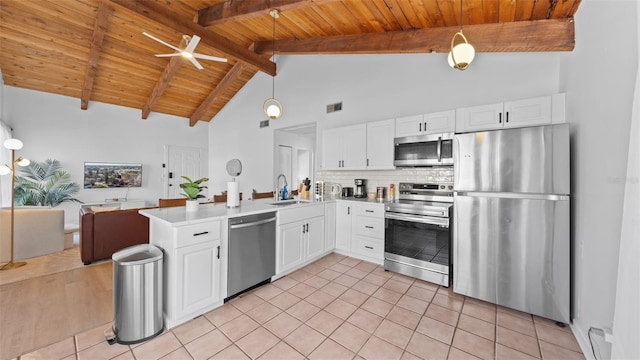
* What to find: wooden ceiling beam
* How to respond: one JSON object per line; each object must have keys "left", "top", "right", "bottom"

{"left": 253, "top": 18, "right": 575, "bottom": 54}
{"left": 189, "top": 61, "right": 249, "bottom": 126}
{"left": 141, "top": 38, "right": 188, "bottom": 120}
{"left": 80, "top": 0, "right": 112, "bottom": 110}
{"left": 109, "top": 0, "right": 276, "bottom": 76}
{"left": 196, "top": 0, "right": 341, "bottom": 27}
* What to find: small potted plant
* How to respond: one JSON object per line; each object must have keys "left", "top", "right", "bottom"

{"left": 180, "top": 176, "right": 209, "bottom": 211}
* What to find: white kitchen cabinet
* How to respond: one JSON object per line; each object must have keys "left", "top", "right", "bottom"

{"left": 277, "top": 204, "right": 325, "bottom": 275}
{"left": 305, "top": 216, "right": 325, "bottom": 259}
{"left": 395, "top": 110, "right": 455, "bottom": 137}
{"left": 456, "top": 96, "right": 552, "bottom": 133}
{"left": 148, "top": 219, "right": 222, "bottom": 329}
{"left": 324, "top": 202, "right": 336, "bottom": 251}
{"left": 322, "top": 124, "right": 366, "bottom": 170}
{"left": 366, "top": 119, "right": 395, "bottom": 169}
{"left": 351, "top": 203, "right": 385, "bottom": 261}
{"left": 176, "top": 240, "right": 220, "bottom": 318}
{"left": 335, "top": 201, "right": 353, "bottom": 252}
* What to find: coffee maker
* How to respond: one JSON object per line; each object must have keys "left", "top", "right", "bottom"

{"left": 354, "top": 179, "right": 367, "bottom": 198}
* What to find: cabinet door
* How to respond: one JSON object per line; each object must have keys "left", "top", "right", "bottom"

{"left": 366, "top": 119, "right": 395, "bottom": 170}
{"left": 279, "top": 221, "right": 305, "bottom": 273}
{"left": 343, "top": 124, "right": 367, "bottom": 169}
{"left": 456, "top": 103, "right": 504, "bottom": 133}
{"left": 322, "top": 128, "right": 343, "bottom": 170}
{"left": 504, "top": 96, "right": 551, "bottom": 128}
{"left": 424, "top": 110, "right": 456, "bottom": 134}
{"left": 335, "top": 202, "right": 353, "bottom": 252}
{"left": 395, "top": 114, "right": 423, "bottom": 137}
{"left": 305, "top": 216, "right": 325, "bottom": 259}
{"left": 324, "top": 202, "right": 336, "bottom": 251}
{"left": 176, "top": 240, "right": 219, "bottom": 318}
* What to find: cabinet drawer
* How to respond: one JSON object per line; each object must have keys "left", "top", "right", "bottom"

{"left": 279, "top": 204, "right": 324, "bottom": 225}
{"left": 353, "top": 203, "right": 384, "bottom": 218}
{"left": 354, "top": 216, "right": 384, "bottom": 239}
{"left": 176, "top": 221, "right": 220, "bottom": 248}
{"left": 352, "top": 235, "right": 383, "bottom": 261}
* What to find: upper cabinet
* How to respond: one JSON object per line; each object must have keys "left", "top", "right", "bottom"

{"left": 366, "top": 119, "right": 395, "bottom": 170}
{"left": 395, "top": 110, "right": 455, "bottom": 138}
{"left": 322, "top": 124, "right": 367, "bottom": 170}
{"left": 456, "top": 96, "right": 552, "bottom": 133}
{"left": 322, "top": 119, "right": 394, "bottom": 171}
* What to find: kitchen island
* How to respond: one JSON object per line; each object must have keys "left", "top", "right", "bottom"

{"left": 139, "top": 197, "right": 386, "bottom": 328}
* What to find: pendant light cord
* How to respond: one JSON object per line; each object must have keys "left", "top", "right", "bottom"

{"left": 459, "top": 0, "right": 463, "bottom": 32}
{"left": 272, "top": 11, "right": 276, "bottom": 98}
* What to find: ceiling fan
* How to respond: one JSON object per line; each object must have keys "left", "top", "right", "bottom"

{"left": 142, "top": 32, "right": 227, "bottom": 70}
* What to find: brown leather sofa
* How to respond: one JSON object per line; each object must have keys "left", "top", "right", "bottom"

{"left": 79, "top": 206, "right": 152, "bottom": 265}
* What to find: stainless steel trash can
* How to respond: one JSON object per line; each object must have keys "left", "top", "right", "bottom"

{"left": 112, "top": 244, "right": 163, "bottom": 344}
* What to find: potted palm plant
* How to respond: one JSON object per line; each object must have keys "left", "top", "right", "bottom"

{"left": 179, "top": 176, "right": 208, "bottom": 211}
{"left": 14, "top": 159, "right": 81, "bottom": 207}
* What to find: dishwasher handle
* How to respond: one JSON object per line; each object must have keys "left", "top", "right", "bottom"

{"left": 229, "top": 216, "right": 276, "bottom": 230}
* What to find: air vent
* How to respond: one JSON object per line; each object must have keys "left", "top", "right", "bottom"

{"left": 260, "top": 119, "right": 270, "bottom": 128}
{"left": 326, "top": 102, "right": 343, "bottom": 114}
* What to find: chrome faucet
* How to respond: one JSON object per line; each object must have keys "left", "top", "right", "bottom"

{"left": 275, "top": 174, "right": 288, "bottom": 201}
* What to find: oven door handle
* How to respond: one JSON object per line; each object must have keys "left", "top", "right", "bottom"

{"left": 385, "top": 212, "right": 449, "bottom": 228}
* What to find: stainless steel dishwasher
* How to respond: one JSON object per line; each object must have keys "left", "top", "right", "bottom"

{"left": 227, "top": 211, "right": 277, "bottom": 299}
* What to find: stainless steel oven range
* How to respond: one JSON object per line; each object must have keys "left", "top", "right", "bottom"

{"left": 384, "top": 182, "right": 453, "bottom": 287}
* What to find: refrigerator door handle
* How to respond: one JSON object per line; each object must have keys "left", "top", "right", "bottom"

{"left": 455, "top": 191, "right": 570, "bottom": 201}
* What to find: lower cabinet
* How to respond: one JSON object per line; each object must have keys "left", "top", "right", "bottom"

{"left": 176, "top": 240, "right": 221, "bottom": 318}
{"left": 149, "top": 219, "right": 223, "bottom": 329}
{"left": 277, "top": 204, "right": 325, "bottom": 275}
{"left": 335, "top": 201, "right": 353, "bottom": 252}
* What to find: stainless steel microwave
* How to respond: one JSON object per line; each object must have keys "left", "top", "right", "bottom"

{"left": 394, "top": 133, "right": 454, "bottom": 167}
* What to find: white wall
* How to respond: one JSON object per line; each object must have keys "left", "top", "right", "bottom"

{"left": 3, "top": 87, "right": 209, "bottom": 224}
{"left": 560, "top": 1, "right": 639, "bottom": 358}
{"left": 209, "top": 52, "right": 561, "bottom": 196}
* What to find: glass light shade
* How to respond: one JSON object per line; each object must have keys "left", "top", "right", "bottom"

{"left": 181, "top": 51, "right": 193, "bottom": 59}
{"left": 263, "top": 98, "right": 283, "bottom": 119}
{"left": 0, "top": 165, "right": 10, "bottom": 175}
{"left": 3, "top": 138, "right": 23, "bottom": 150}
{"left": 16, "top": 158, "right": 30, "bottom": 167}
{"left": 448, "top": 31, "right": 475, "bottom": 70}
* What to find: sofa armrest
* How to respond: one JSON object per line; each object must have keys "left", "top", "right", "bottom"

{"left": 79, "top": 207, "right": 95, "bottom": 265}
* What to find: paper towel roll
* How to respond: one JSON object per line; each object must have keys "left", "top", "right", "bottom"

{"left": 227, "top": 181, "right": 240, "bottom": 208}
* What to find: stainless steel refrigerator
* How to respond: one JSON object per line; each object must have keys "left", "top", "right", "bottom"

{"left": 453, "top": 124, "right": 570, "bottom": 323}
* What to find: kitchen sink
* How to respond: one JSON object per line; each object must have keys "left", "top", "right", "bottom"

{"left": 268, "top": 199, "right": 308, "bottom": 206}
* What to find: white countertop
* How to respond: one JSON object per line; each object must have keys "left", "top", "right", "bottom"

{"left": 139, "top": 196, "right": 390, "bottom": 226}
{"left": 139, "top": 198, "right": 321, "bottom": 226}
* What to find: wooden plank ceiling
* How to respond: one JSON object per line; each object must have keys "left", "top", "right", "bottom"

{"left": 0, "top": 0, "right": 580, "bottom": 126}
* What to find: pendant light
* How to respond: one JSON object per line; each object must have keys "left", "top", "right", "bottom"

{"left": 448, "top": 0, "right": 475, "bottom": 70}
{"left": 263, "top": 9, "right": 283, "bottom": 119}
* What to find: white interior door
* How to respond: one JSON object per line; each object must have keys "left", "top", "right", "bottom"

{"left": 164, "top": 146, "right": 205, "bottom": 198}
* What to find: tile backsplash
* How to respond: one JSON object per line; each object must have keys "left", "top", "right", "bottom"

{"left": 316, "top": 167, "right": 453, "bottom": 198}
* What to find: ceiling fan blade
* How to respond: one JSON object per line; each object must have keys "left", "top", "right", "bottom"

{"left": 155, "top": 53, "right": 181, "bottom": 57}
{"left": 189, "top": 57, "right": 204, "bottom": 70}
{"left": 142, "top": 32, "right": 182, "bottom": 52}
{"left": 193, "top": 53, "right": 228, "bottom": 63}
{"left": 184, "top": 35, "right": 201, "bottom": 53}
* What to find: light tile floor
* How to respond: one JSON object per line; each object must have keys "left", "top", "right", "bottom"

{"left": 20, "top": 253, "right": 585, "bottom": 360}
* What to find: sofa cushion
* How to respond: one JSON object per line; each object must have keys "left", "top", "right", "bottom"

{"left": 0, "top": 207, "right": 65, "bottom": 261}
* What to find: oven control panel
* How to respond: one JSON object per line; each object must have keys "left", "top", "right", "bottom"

{"left": 398, "top": 182, "right": 453, "bottom": 194}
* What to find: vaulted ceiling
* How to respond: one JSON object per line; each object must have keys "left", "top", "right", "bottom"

{"left": 0, "top": 0, "right": 581, "bottom": 126}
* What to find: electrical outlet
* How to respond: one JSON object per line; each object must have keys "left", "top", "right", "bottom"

{"left": 604, "top": 327, "right": 613, "bottom": 343}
